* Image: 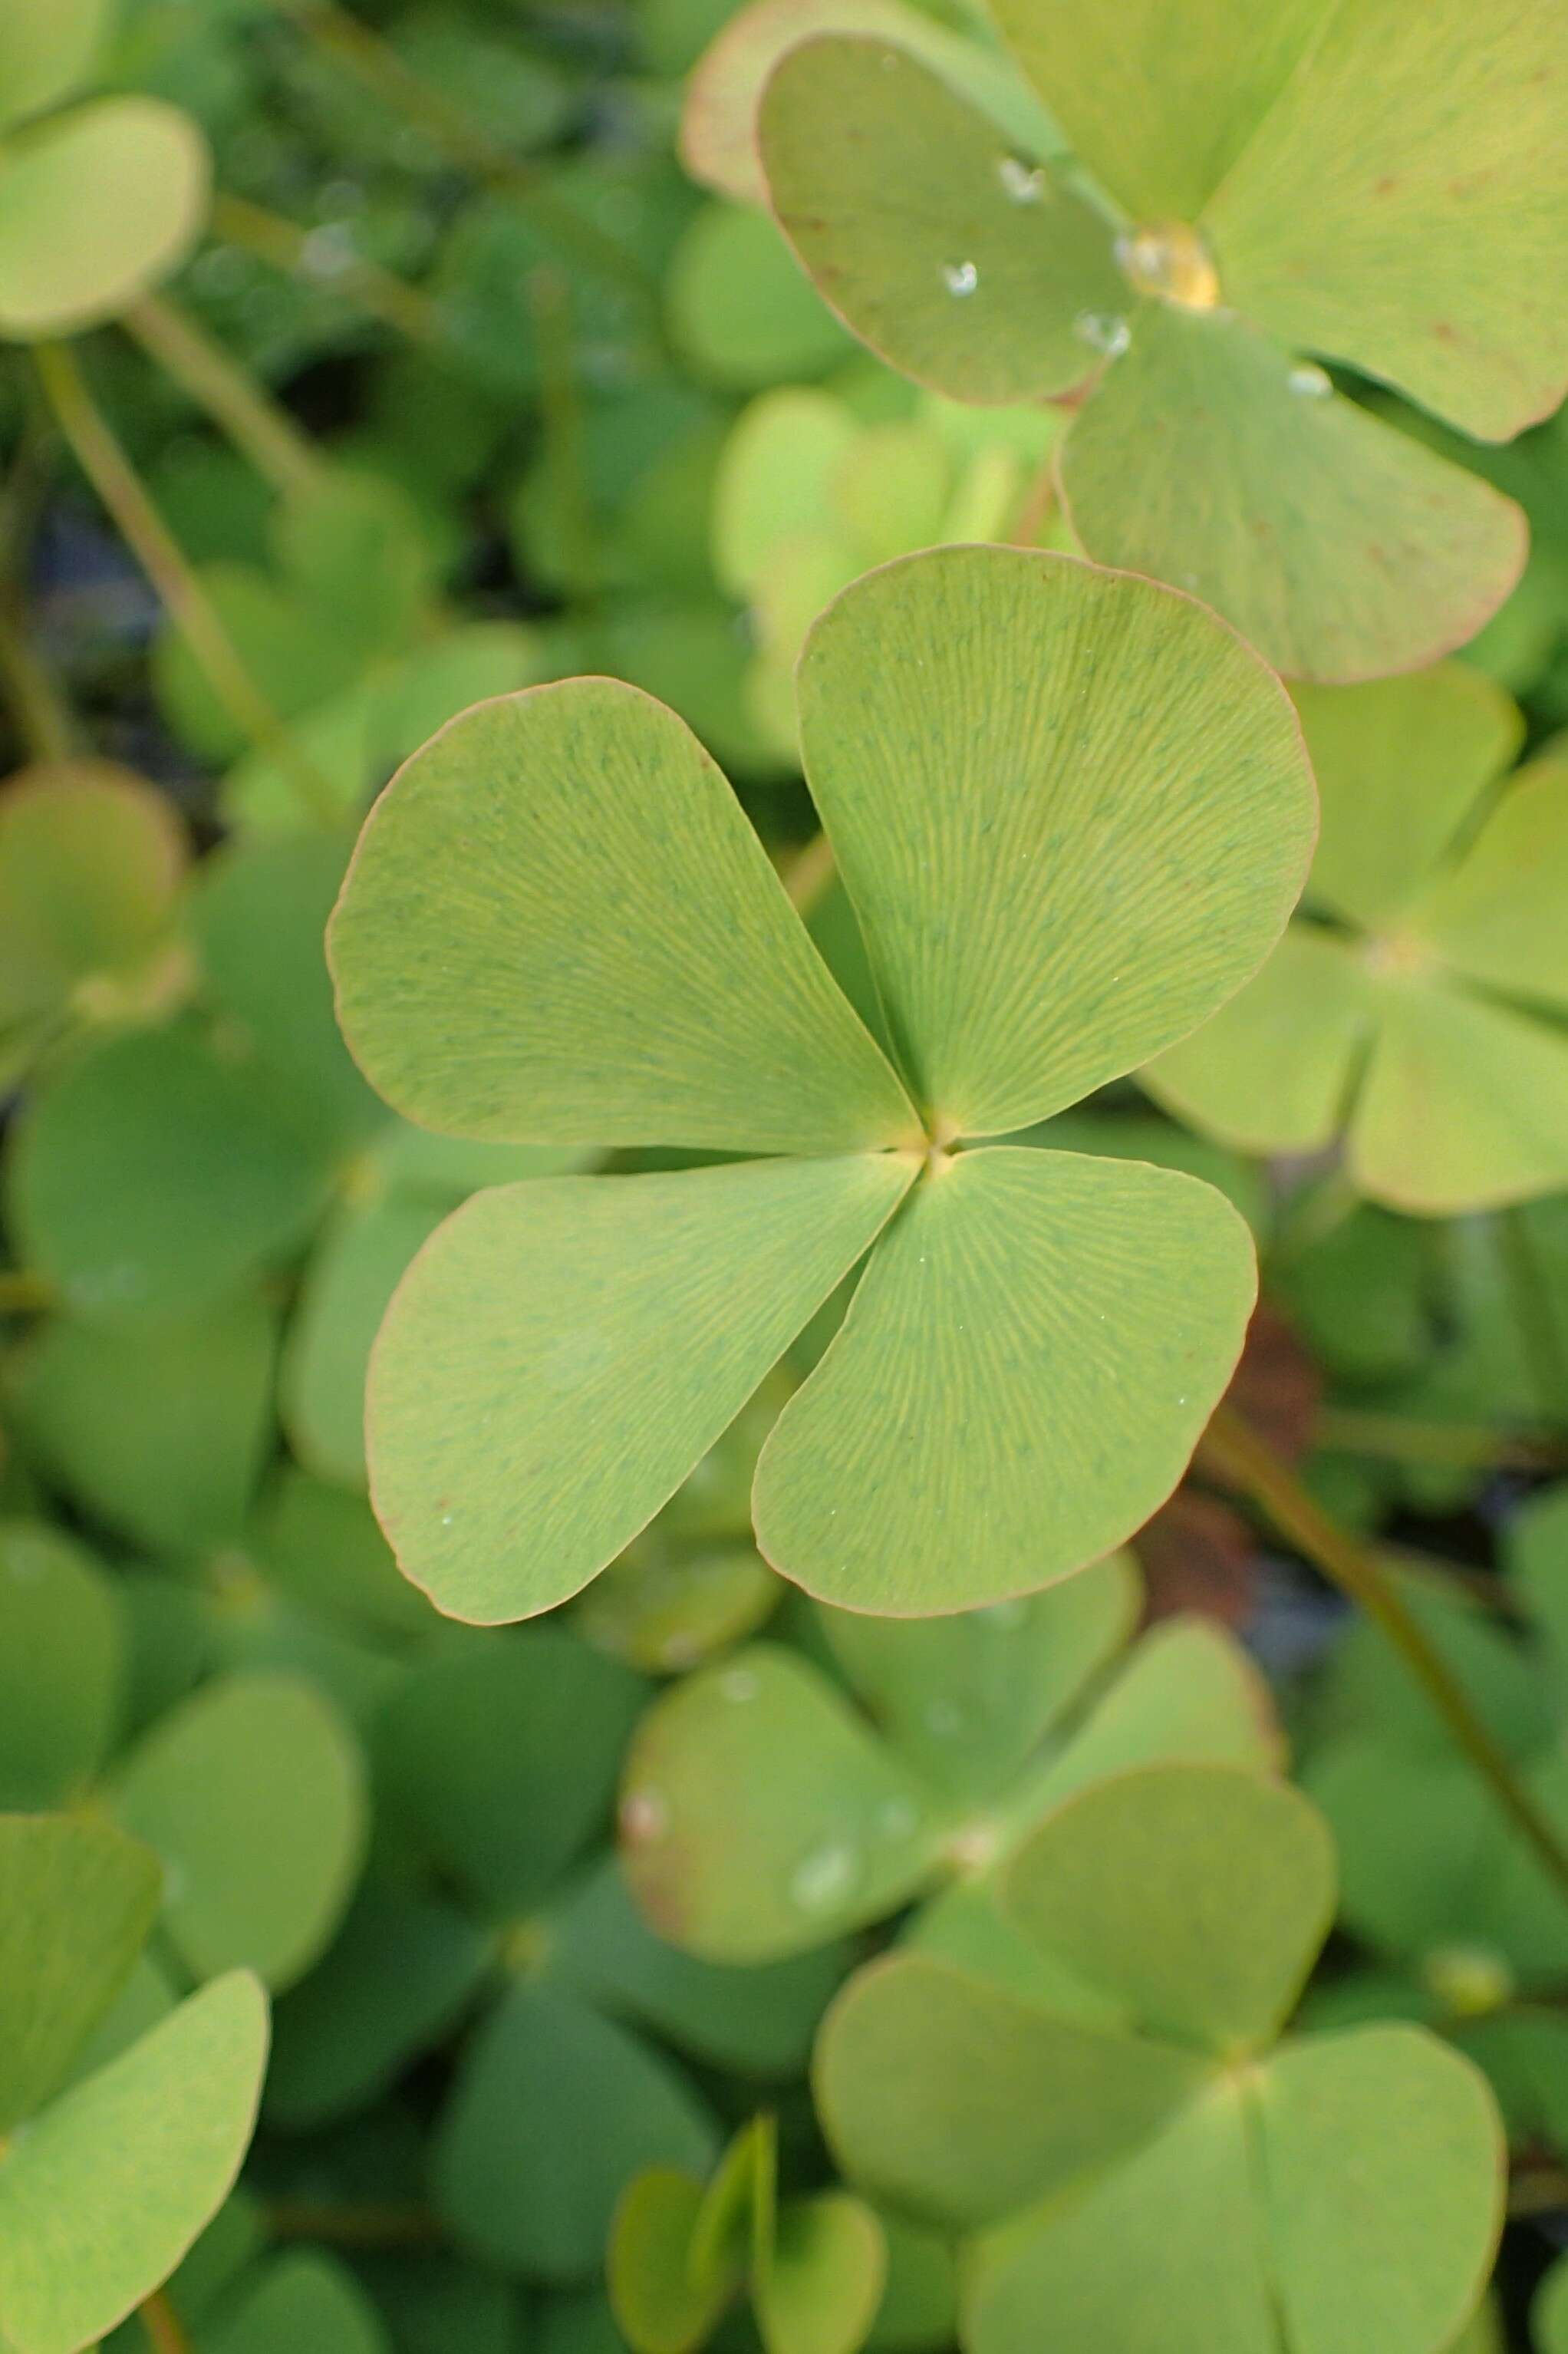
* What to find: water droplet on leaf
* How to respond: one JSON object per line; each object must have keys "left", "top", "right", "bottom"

{"left": 1287, "top": 363, "right": 1332, "bottom": 397}
{"left": 1073, "top": 310, "right": 1131, "bottom": 358}
{"left": 942, "top": 260, "right": 979, "bottom": 298}
{"left": 996, "top": 157, "right": 1046, "bottom": 205}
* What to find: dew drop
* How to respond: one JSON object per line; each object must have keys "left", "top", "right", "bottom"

{"left": 996, "top": 156, "right": 1046, "bottom": 205}
{"left": 719, "top": 1666, "right": 759, "bottom": 1702}
{"left": 790, "top": 1841, "right": 860, "bottom": 1911}
{"left": 942, "top": 260, "right": 979, "bottom": 298}
{"left": 620, "top": 1789, "right": 669, "bottom": 1844}
{"left": 981, "top": 1599, "right": 1028, "bottom": 1631}
{"left": 1073, "top": 309, "right": 1131, "bottom": 358}
{"left": 1287, "top": 362, "right": 1332, "bottom": 397}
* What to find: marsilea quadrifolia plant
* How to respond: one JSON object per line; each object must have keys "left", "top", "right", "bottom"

{"left": 687, "top": 0, "right": 1568, "bottom": 681}
{"left": 812, "top": 1765, "right": 1504, "bottom": 2354}
{"left": 1145, "top": 661, "right": 1568, "bottom": 1212}
{"left": 329, "top": 543, "right": 1315, "bottom": 1625}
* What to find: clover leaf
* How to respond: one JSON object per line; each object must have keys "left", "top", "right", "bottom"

{"left": 0, "top": 1522, "right": 124, "bottom": 1811}
{"left": 610, "top": 2113, "right": 887, "bottom": 2354}
{"left": 328, "top": 543, "right": 1313, "bottom": 1623}
{"left": 0, "top": 1814, "right": 267, "bottom": 2354}
{"left": 736, "top": 0, "right": 1568, "bottom": 678}
{"left": 0, "top": 0, "right": 209, "bottom": 340}
{"left": 1146, "top": 662, "right": 1568, "bottom": 1213}
{"left": 814, "top": 1763, "right": 1504, "bottom": 2354}
{"left": 110, "top": 1670, "right": 369, "bottom": 1995}
{"left": 619, "top": 1551, "right": 1278, "bottom": 1962}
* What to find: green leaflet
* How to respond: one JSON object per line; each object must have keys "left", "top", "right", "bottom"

{"left": 1205, "top": 0, "right": 1568, "bottom": 442}
{"left": 0, "top": 1523, "right": 124, "bottom": 1809}
{"left": 374, "top": 1629, "right": 646, "bottom": 1915}
{"left": 0, "top": 1815, "right": 160, "bottom": 2135}
{"left": 433, "top": 1980, "right": 716, "bottom": 2280}
{"left": 987, "top": 0, "right": 1323, "bottom": 223}
{"left": 331, "top": 546, "right": 1305, "bottom": 1620}
{"left": 753, "top": 1149, "right": 1256, "bottom": 1613}
{"left": 1000, "top": 1765, "right": 1335, "bottom": 2050}
{"left": 620, "top": 1644, "right": 947, "bottom": 1963}
{"left": 367, "top": 1156, "right": 914, "bottom": 1622}
{"left": 819, "top": 1953, "right": 1212, "bottom": 2228}
{"left": 796, "top": 547, "right": 1313, "bottom": 1134}
{"left": 667, "top": 202, "right": 852, "bottom": 391}
{"left": 0, "top": 763, "right": 186, "bottom": 1079}
{"left": 111, "top": 1672, "right": 368, "bottom": 1992}
{"left": 1536, "top": 2258, "right": 1568, "bottom": 2354}
{"left": 0, "top": 0, "right": 111, "bottom": 131}
{"left": 0, "top": 1972, "right": 268, "bottom": 2354}
{"left": 680, "top": 0, "right": 1059, "bottom": 209}
{"left": 1147, "top": 671, "right": 1568, "bottom": 1212}
{"left": 0, "top": 97, "right": 210, "bottom": 340}
{"left": 1057, "top": 305, "right": 1525, "bottom": 684}
{"left": 7, "top": 1021, "right": 334, "bottom": 1327}
{"left": 757, "top": 39, "right": 1122, "bottom": 404}
{"left": 329, "top": 679, "right": 914, "bottom": 1154}
{"left": 6, "top": 1292, "right": 279, "bottom": 1554}
{"left": 205, "top": 2250, "right": 392, "bottom": 2354}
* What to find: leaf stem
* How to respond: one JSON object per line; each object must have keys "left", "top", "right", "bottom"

{"left": 0, "top": 424, "right": 77, "bottom": 764}
{"left": 267, "top": 2197, "right": 445, "bottom": 2249}
{"left": 1312, "top": 1405, "right": 1564, "bottom": 1472}
{"left": 32, "top": 341, "right": 338, "bottom": 829}
{"left": 781, "top": 830, "right": 835, "bottom": 917}
{"left": 0, "top": 597, "right": 72, "bottom": 766}
{"left": 209, "top": 190, "right": 446, "bottom": 348}
{"left": 1203, "top": 1403, "right": 1568, "bottom": 1911}
{"left": 121, "top": 292, "right": 320, "bottom": 499}
{"left": 139, "top": 2292, "right": 191, "bottom": 2354}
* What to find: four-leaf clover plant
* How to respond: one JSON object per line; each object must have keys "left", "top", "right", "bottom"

{"left": 701, "top": 0, "right": 1568, "bottom": 680}
{"left": 1146, "top": 662, "right": 1568, "bottom": 1213}
{"left": 328, "top": 543, "right": 1316, "bottom": 1624}
{"left": 814, "top": 1762, "right": 1505, "bottom": 2354}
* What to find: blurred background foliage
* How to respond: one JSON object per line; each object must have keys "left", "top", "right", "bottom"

{"left": 3, "top": 1, "right": 1568, "bottom": 2350}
